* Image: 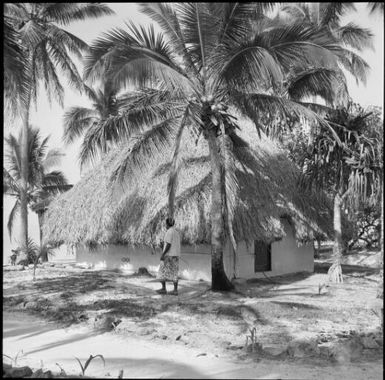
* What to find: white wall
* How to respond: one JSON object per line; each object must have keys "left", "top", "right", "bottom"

{"left": 76, "top": 244, "right": 158, "bottom": 271}
{"left": 50, "top": 245, "right": 76, "bottom": 263}
{"left": 75, "top": 220, "right": 313, "bottom": 281}
{"left": 229, "top": 219, "right": 314, "bottom": 280}
{"left": 76, "top": 243, "right": 212, "bottom": 281}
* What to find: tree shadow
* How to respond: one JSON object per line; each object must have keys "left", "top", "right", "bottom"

{"left": 314, "top": 262, "right": 380, "bottom": 276}
{"left": 84, "top": 357, "right": 210, "bottom": 379}
{"left": 24, "top": 330, "right": 104, "bottom": 355}
{"left": 245, "top": 271, "right": 315, "bottom": 286}
{"left": 3, "top": 324, "right": 57, "bottom": 340}
{"left": 270, "top": 301, "right": 321, "bottom": 310}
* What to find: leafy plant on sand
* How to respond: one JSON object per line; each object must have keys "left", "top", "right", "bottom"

{"left": 80, "top": 3, "right": 361, "bottom": 291}
{"left": 3, "top": 350, "right": 25, "bottom": 367}
{"left": 245, "top": 327, "right": 261, "bottom": 353}
{"left": 74, "top": 354, "right": 105, "bottom": 376}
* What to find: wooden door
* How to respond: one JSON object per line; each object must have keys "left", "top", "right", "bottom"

{"left": 254, "top": 240, "right": 271, "bottom": 272}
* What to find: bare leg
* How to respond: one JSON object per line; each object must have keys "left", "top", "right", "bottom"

{"left": 168, "top": 281, "right": 178, "bottom": 295}
{"left": 156, "top": 281, "right": 167, "bottom": 294}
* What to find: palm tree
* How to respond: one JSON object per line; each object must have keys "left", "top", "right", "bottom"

{"left": 62, "top": 79, "right": 134, "bottom": 165}
{"left": 4, "top": 126, "right": 72, "bottom": 261}
{"left": 81, "top": 3, "right": 355, "bottom": 290}
{"left": 299, "top": 102, "right": 382, "bottom": 282}
{"left": 3, "top": 3, "right": 114, "bottom": 260}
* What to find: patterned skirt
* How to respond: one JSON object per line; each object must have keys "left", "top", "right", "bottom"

{"left": 157, "top": 256, "right": 179, "bottom": 282}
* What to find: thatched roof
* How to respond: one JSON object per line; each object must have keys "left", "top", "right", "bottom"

{"left": 43, "top": 119, "right": 333, "bottom": 248}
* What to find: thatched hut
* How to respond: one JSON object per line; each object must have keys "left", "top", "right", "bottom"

{"left": 43, "top": 120, "right": 332, "bottom": 281}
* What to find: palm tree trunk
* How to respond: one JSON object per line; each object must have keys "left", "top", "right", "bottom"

{"left": 328, "top": 192, "right": 344, "bottom": 283}
{"left": 19, "top": 87, "right": 31, "bottom": 262}
{"left": 37, "top": 211, "right": 48, "bottom": 262}
{"left": 377, "top": 178, "right": 383, "bottom": 299}
{"left": 206, "top": 128, "right": 234, "bottom": 291}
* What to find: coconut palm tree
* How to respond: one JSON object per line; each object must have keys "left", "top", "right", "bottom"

{"left": 81, "top": 3, "right": 356, "bottom": 290}
{"left": 62, "top": 79, "right": 136, "bottom": 165}
{"left": 3, "top": 3, "right": 114, "bottom": 260}
{"left": 4, "top": 126, "right": 72, "bottom": 261}
{"left": 299, "top": 102, "right": 382, "bottom": 282}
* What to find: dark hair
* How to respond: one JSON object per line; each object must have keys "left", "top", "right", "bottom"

{"left": 166, "top": 217, "right": 175, "bottom": 227}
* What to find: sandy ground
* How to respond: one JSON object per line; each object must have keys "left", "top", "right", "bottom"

{"left": 3, "top": 311, "right": 382, "bottom": 379}
{"left": 3, "top": 251, "right": 383, "bottom": 379}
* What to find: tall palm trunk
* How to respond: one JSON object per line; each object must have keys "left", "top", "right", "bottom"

{"left": 19, "top": 85, "right": 31, "bottom": 261}
{"left": 37, "top": 211, "right": 48, "bottom": 262}
{"left": 377, "top": 177, "right": 383, "bottom": 299}
{"left": 328, "top": 191, "right": 344, "bottom": 283}
{"left": 206, "top": 128, "right": 234, "bottom": 291}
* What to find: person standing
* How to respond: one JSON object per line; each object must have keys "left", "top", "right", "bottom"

{"left": 156, "top": 217, "right": 181, "bottom": 295}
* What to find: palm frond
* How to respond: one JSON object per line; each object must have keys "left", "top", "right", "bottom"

{"left": 110, "top": 118, "right": 181, "bottom": 185}
{"left": 335, "top": 48, "right": 371, "bottom": 85}
{"left": 320, "top": 3, "right": 356, "bottom": 27}
{"left": 216, "top": 20, "right": 341, "bottom": 91}
{"left": 279, "top": 4, "right": 307, "bottom": 20}
{"left": 46, "top": 24, "right": 90, "bottom": 59}
{"left": 336, "top": 23, "right": 374, "bottom": 51}
{"left": 78, "top": 87, "right": 185, "bottom": 167}
{"left": 4, "top": 3, "right": 29, "bottom": 20}
{"left": 46, "top": 39, "right": 84, "bottom": 93}
{"left": 42, "top": 171, "right": 69, "bottom": 188}
{"left": 216, "top": 36, "right": 284, "bottom": 92}
{"left": 19, "top": 19, "right": 46, "bottom": 48}
{"left": 42, "top": 149, "right": 66, "bottom": 171}
{"left": 139, "top": 3, "right": 199, "bottom": 77}
{"left": 63, "top": 107, "right": 99, "bottom": 145}
{"left": 110, "top": 22, "right": 193, "bottom": 92}
{"left": 116, "top": 88, "right": 186, "bottom": 117}
{"left": 298, "top": 101, "right": 337, "bottom": 117}
{"left": 111, "top": 55, "right": 192, "bottom": 94}
{"left": 83, "top": 84, "right": 100, "bottom": 103}
{"left": 233, "top": 91, "right": 342, "bottom": 145}
{"left": 84, "top": 22, "right": 192, "bottom": 93}
{"left": 42, "top": 3, "right": 114, "bottom": 25}
{"left": 5, "top": 134, "right": 22, "bottom": 180}
{"left": 287, "top": 68, "right": 349, "bottom": 107}
{"left": 40, "top": 184, "right": 73, "bottom": 194}
{"left": 367, "top": 2, "right": 384, "bottom": 15}
{"left": 175, "top": 3, "right": 220, "bottom": 71}
{"left": 3, "top": 168, "right": 20, "bottom": 196}
{"left": 35, "top": 41, "right": 65, "bottom": 106}
{"left": 217, "top": 3, "right": 275, "bottom": 43}
{"left": 3, "top": 16, "right": 29, "bottom": 117}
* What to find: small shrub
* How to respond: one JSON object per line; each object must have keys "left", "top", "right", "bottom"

{"left": 74, "top": 354, "right": 105, "bottom": 376}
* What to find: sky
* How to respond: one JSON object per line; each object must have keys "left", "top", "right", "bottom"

{"left": 3, "top": 3, "right": 384, "bottom": 261}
